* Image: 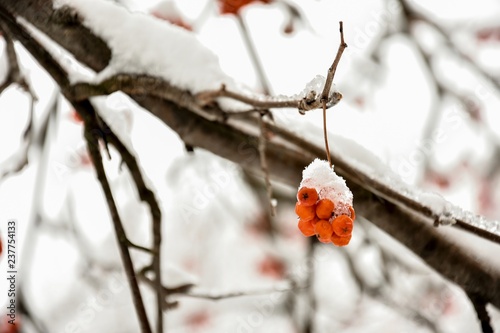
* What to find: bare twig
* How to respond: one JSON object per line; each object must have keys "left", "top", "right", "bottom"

{"left": 195, "top": 83, "right": 343, "bottom": 113}
{"left": 340, "top": 249, "right": 441, "bottom": 333}
{"left": 320, "top": 21, "right": 347, "bottom": 102}
{"left": 258, "top": 114, "right": 276, "bottom": 216}
{"left": 467, "top": 293, "right": 494, "bottom": 333}
{"left": 0, "top": 21, "right": 35, "bottom": 96}
{"left": 141, "top": 273, "right": 298, "bottom": 301}
{"left": 0, "top": 95, "right": 35, "bottom": 180}
{"left": 322, "top": 100, "right": 331, "bottom": 168}
{"left": 304, "top": 238, "right": 316, "bottom": 333}
{"left": 127, "top": 240, "right": 155, "bottom": 254}
{"left": 102, "top": 126, "right": 164, "bottom": 333}
{"left": 236, "top": 14, "right": 271, "bottom": 95}
{"left": 80, "top": 100, "right": 152, "bottom": 333}
{"left": 183, "top": 285, "right": 298, "bottom": 301}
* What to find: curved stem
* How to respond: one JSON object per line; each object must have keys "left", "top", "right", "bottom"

{"left": 322, "top": 100, "right": 332, "bottom": 168}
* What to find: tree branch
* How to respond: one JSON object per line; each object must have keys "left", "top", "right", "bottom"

{"left": 467, "top": 293, "right": 494, "bottom": 333}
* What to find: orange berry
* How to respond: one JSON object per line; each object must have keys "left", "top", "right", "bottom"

{"left": 332, "top": 215, "right": 353, "bottom": 237}
{"left": 295, "top": 202, "right": 316, "bottom": 221}
{"left": 297, "top": 187, "right": 318, "bottom": 206}
{"left": 315, "top": 199, "right": 335, "bottom": 220}
{"left": 331, "top": 232, "right": 352, "bottom": 246}
{"left": 298, "top": 218, "right": 316, "bottom": 237}
{"left": 314, "top": 220, "right": 333, "bottom": 242}
{"left": 348, "top": 206, "right": 356, "bottom": 221}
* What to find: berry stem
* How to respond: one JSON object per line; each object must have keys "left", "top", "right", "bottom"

{"left": 322, "top": 100, "right": 332, "bottom": 168}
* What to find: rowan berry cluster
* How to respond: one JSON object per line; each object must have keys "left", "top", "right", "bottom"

{"left": 295, "top": 159, "right": 355, "bottom": 246}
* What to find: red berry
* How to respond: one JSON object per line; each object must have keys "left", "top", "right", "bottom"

{"left": 332, "top": 215, "right": 353, "bottom": 237}
{"left": 314, "top": 220, "right": 333, "bottom": 243}
{"left": 331, "top": 232, "right": 352, "bottom": 247}
{"left": 297, "top": 187, "right": 318, "bottom": 206}
{"left": 298, "top": 218, "right": 316, "bottom": 237}
{"left": 315, "top": 199, "right": 335, "bottom": 220}
{"left": 295, "top": 202, "right": 316, "bottom": 221}
{"left": 348, "top": 206, "right": 356, "bottom": 221}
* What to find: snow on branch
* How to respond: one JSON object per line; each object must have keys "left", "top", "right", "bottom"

{"left": 54, "top": 0, "right": 235, "bottom": 93}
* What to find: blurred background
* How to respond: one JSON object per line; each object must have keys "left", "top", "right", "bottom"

{"left": 1, "top": 0, "right": 500, "bottom": 332}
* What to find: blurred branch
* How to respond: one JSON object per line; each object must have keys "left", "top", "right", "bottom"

{"left": 400, "top": 0, "right": 500, "bottom": 92}
{"left": 304, "top": 238, "right": 316, "bottom": 333}
{"left": 467, "top": 293, "right": 494, "bottom": 333}
{"left": 183, "top": 284, "right": 299, "bottom": 301}
{"left": 140, "top": 273, "right": 298, "bottom": 302}
{"left": 0, "top": 21, "right": 35, "bottom": 96}
{"left": 0, "top": 95, "right": 34, "bottom": 180}
{"left": 341, "top": 230, "right": 441, "bottom": 332}
{"left": 236, "top": 13, "right": 271, "bottom": 94}
{"left": 257, "top": 114, "right": 276, "bottom": 216}
{"left": 102, "top": 122, "right": 164, "bottom": 333}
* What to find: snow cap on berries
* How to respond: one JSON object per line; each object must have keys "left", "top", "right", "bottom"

{"left": 299, "top": 159, "right": 353, "bottom": 218}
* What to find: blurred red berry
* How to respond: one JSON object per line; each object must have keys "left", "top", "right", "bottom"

{"left": 70, "top": 109, "right": 83, "bottom": 123}
{"left": 258, "top": 255, "right": 285, "bottom": 279}
{"left": 0, "top": 316, "right": 20, "bottom": 333}
{"left": 185, "top": 310, "right": 210, "bottom": 329}
{"left": 218, "top": 0, "right": 272, "bottom": 15}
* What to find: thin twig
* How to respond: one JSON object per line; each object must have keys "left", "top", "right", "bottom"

{"left": 322, "top": 100, "right": 332, "bottom": 168}
{"left": 236, "top": 14, "right": 271, "bottom": 95}
{"left": 304, "top": 238, "right": 316, "bottom": 333}
{"left": 0, "top": 21, "right": 35, "bottom": 97}
{"left": 17, "top": 90, "right": 59, "bottom": 333}
{"left": 258, "top": 114, "right": 276, "bottom": 216}
{"left": 141, "top": 273, "right": 298, "bottom": 301}
{"left": 320, "top": 21, "right": 347, "bottom": 102}
{"left": 0, "top": 95, "right": 35, "bottom": 180}
{"left": 102, "top": 126, "right": 163, "bottom": 333}
{"left": 127, "top": 241, "right": 155, "bottom": 254}
{"left": 96, "top": 118, "right": 163, "bottom": 332}
{"left": 182, "top": 285, "right": 298, "bottom": 301}
{"left": 79, "top": 100, "right": 152, "bottom": 333}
